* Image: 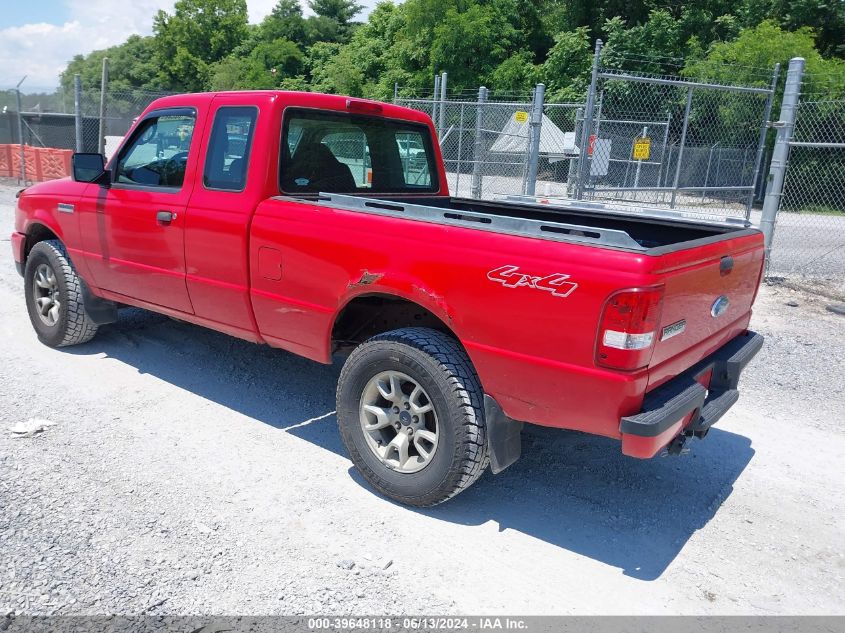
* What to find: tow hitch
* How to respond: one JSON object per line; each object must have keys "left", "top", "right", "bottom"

{"left": 665, "top": 434, "right": 687, "bottom": 456}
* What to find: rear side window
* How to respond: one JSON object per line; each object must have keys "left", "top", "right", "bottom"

{"left": 203, "top": 106, "right": 258, "bottom": 191}
{"left": 280, "top": 109, "right": 438, "bottom": 195}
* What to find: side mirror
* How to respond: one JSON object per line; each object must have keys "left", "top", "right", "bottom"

{"left": 72, "top": 153, "right": 110, "bottom": 186}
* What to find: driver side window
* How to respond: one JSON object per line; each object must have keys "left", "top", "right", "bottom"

{"left": 117, "top": 113, "right": 196, "bottom": 188}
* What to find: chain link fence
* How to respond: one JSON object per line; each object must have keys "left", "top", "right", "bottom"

{"left": 572, "top": 53, "right": 777, "bottom": 221}
{"left": 398, "top": 58, "right": 777, "bottom": 223}
{"left": 396, "top": 93, "right": 582, "bottom": 199}
{"left": 769, "top": 98, "right": 845, "bottom": 297}
{"left": 1, "top": 83, "right": 174, "bottom": 182}
{"left": 3, "top": 55, "right": 843, "bottom": 298}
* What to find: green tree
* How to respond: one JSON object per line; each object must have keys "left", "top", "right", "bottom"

{"left": 307, "top": 0, "right": 363, "bottom": 42}
{"left": 308, "top": 1, "right": 415, "bottom": 99}
{"left": 153, "top": 0, "right": 249, "bottom": 91}
{"left": 210, "top": 38, "right": 305, "bottom": 90}
{"left": 309, "top": 41, "right": 366, "bottom": 95}
{"left": 60, "top": 35, "right": 164, "bottom": 93}
{"left": 541, "top": 27, "right": 592, "bottom": 101}
{"left": 738, "top": 0, "right": 845, "bottom": 57}
{"left": 309, "top": 0, "right": 363, "bottom": 25}
{"left": 53, "top": 0, "right": 845, "bottom": 104}
{"left": 429, "top": 3, "right": 519, "bottom": 91}
{"left": 681, "top": 21, "right": 845, "bottom": 148}
{"left": 262, "top": 0, "right": 307, "bottom": 43}
{"left": 601, "top": 11, "right": 687, "bottom": 74}
{"left": 491, "top": 50, "right": 542, "bottom": 94}
{"left": 684, "top": 20, "right": 845, "bottom": 98}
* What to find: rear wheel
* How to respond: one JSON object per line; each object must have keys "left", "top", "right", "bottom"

{"left": 24, "top": 240, "right": 98, "bottom": 348}
{"left": 337, "top": 327, "right": 489, "bottom": 506}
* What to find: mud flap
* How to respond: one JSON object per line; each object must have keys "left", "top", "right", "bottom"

{"left": 81, "top": 280, "right": 118, "bottom": 325}
{"left": 484, "top": 395, "right": 523, "bottom": 474}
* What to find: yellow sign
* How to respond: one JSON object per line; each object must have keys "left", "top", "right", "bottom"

{"left": 633, "top": 136, "right": 651, "bottom": 160}
{"left": 514, "top": 111, "right": 529, "bottom": 124}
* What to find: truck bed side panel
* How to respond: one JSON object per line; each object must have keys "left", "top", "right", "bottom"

{"left": 250, "top": 198, "right": 658, "bottom": 438}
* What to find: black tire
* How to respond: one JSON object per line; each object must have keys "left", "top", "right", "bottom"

{"left": 337, "top": 327, "right": 489, "bottom": 506}
{"left": 24, "top": 240, "right": 98, "bottom": 348}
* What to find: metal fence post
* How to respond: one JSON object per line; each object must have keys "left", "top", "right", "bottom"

{"left": 98, "top": 57, "right": 109, "bottom": 155}
{"left": 670, "top": 87, "right": 694, "bottom": 208}
{"left": 438, "top": 72, "right": 448, "bottom": 139}
{"left": 760, "top": 57, "right": 805, "bottom": 261}
{"left": 15, "top": 76, "right": 26, "bottom": 184}
{"left": 659, "top": 112, "right": 671, "bottom": 186}
{"left": 471, "top": 86, "right": 488, "bottom": 199}
{"left": 455, "top": 102, "right": 465, "bottom": 195}
{"left": 702, "top": 142, "right": 717, "bottom": 201}
{"left": 524, "top": 83, "right": 545, "bottom": 195}
{"left": 748, "top": 63, "right": 781, "bottom": 212}
{"left": 568, "top": 106, "right": 583, "bottom": 195}
{"left": 393, "top": 82, "right": 398, "bottom": 104}
{"left": 432, "top": 75, "right": 441, "bottom": 137}
{"left": 73, "top": 74, "right": 83, "bottom": 153}
{"left": 576, "top": 39, "right": 602, "bottom": 199}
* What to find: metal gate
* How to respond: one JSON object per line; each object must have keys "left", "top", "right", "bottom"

{"left": 769, "top": 97, "right": 845, "bottom": 297}
{"left": 574, "top": 41, "right": 779, "bottom": 221}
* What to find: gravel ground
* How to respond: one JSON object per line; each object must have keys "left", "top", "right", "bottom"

{"left": 0, "top": 181, "right": 843, "bottom": 616}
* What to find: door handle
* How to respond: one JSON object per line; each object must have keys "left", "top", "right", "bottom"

{"left": 156, "top": 210, "right": 177, "bottom": 225}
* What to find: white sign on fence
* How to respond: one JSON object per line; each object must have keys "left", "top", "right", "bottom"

{"left": 590, "top": 139, "right": 611, "bottom": 176}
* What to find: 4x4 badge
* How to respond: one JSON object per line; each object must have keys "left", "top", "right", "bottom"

{"left": 487, "top": 265, "right": 578, "bottom": 298}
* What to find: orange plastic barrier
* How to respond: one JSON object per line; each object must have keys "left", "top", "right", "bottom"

{"left": 0, "top": 144, "right": 72, "bottom": 182}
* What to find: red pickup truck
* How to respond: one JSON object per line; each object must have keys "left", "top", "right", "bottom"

{"left": 11, "top": 91, "right": 764, "bottom": 506}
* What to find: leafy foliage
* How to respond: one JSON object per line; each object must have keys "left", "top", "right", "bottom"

{"left": 55, "top": 0, "right": 845, "bottom": 102}
{"left": 152, "top": 0, "right": 250, "bottom": 91}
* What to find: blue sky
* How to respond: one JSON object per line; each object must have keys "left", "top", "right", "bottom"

{"left": 2, "top": 2, "right": 70, "bottom": 28}
{"left": 1, "top": 1, "right": 385, "bottom": 92}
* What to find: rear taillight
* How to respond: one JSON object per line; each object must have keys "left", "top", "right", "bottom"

{"left": 596, "top": 286, "right": 665, "bottom": 371}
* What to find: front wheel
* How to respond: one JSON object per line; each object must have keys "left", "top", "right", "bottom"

{"left": 24, "top": 240, "right": 98, "bottom": 348}
{"left": 336, "top": 328, "right": 489, "bottom": 506}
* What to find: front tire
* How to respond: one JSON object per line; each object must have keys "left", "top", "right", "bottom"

{"left": 24, "top": 240, "right": 98, "bottom": 348}
{"left": 337, "top": 328, "right": 489, "bottom": 506}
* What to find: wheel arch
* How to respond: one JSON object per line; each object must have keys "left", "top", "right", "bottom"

{"left": 330, "top": 291, "right": 464, "bottom": 358}
{"left": 24, "top": 222, "right": 61, "bottom": 260}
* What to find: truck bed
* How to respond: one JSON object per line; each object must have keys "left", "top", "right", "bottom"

{"left": 298, "top": 193, "right": 757, "bottom": 254}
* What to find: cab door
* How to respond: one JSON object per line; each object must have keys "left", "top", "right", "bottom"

{"left": 183, "top": 97, "right": 268, "bottom": 337}
{"left": 79, "top": 106, "right": 204, "bottom": 313}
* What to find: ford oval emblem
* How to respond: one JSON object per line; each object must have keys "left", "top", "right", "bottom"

{"left": 711, "top": 295, "right": 730, "bottom": 317}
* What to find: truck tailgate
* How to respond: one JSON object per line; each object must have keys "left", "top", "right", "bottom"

{"left": 647, "top": 231, "right": 765, "bottom": 389}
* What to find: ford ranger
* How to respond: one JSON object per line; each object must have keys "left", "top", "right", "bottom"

{"left": 11, "top": 91, "right": 764, "bottom": 506}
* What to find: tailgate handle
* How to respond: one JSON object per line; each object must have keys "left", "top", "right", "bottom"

{"left": 720, "top": 256, "right": 734, "bottom": 276}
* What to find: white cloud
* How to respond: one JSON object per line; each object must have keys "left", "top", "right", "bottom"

{"left": 0, "top": 0, "right": 384, "bottom": 91}
{"left": 0, "top": 0, "right": 173, "bottom": 90}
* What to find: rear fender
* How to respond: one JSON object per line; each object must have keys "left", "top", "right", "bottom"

{"left": 336, "top": 273, "right": 457, "bottom": 335}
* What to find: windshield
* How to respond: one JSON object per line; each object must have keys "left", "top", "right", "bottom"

{"left": 280, "top": 109, "right": 438, "bottom": 195}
